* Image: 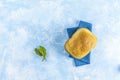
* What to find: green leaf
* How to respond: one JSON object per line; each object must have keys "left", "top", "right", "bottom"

{"left": 34, "top": 48, "right": 43, "bottom": 56}
{"left": 34, "top": 45, "right": 47, "bottom": 61}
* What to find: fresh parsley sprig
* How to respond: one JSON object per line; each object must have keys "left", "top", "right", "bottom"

{"left": 34, "top": 46, "right": 47, "bottom": 61}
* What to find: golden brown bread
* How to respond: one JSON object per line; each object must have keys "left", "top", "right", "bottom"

{"left": 65, "top": 28, "right": 97, "bottom": 59}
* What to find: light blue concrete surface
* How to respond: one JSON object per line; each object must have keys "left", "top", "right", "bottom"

{"left": 0, "top": 0, "right": 120, "bottom": 80}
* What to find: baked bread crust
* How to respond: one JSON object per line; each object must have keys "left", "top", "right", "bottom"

{"left": 65, "top": 28, "right": 97, "bottom": 59}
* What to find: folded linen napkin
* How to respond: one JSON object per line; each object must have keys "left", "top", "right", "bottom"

{"left": 67, "top": 21, "right": 92, "bottom": 66}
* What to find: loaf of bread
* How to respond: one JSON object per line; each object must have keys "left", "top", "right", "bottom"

{"left": 65, "top": 28, "right": 97, "bottom": 59}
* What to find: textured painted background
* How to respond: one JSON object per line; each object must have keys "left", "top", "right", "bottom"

{"left": 0, "top": 0, "right": 120, "bottom": 80}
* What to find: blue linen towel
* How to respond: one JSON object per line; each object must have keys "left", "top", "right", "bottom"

{"left": 67, "top": 21, "right": 92, "bottom": 66}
